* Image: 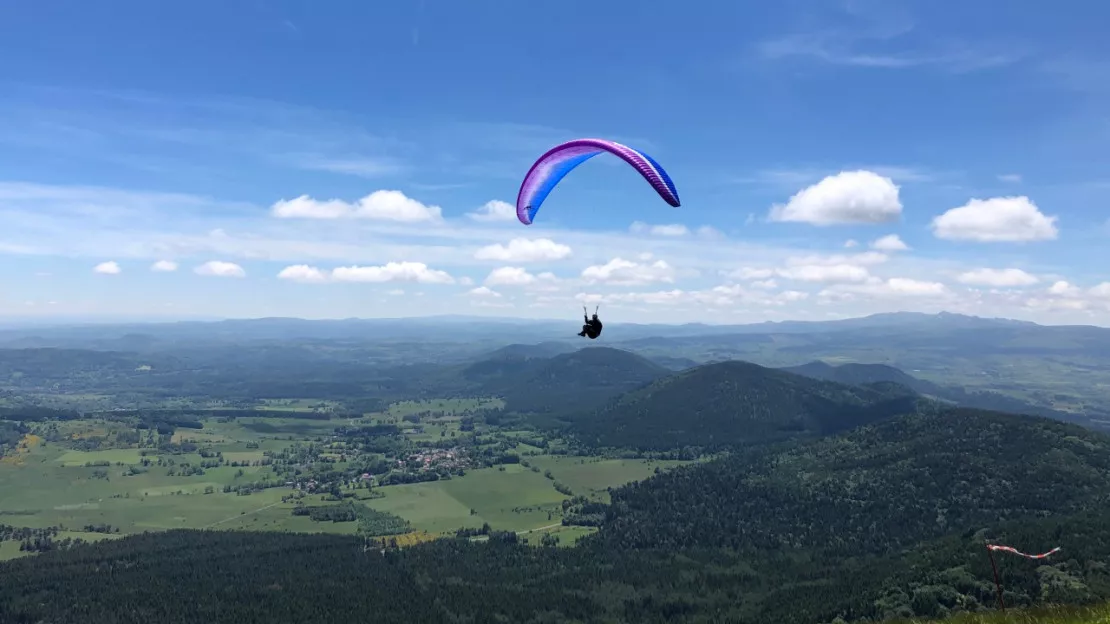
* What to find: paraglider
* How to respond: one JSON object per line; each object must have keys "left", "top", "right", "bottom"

{"left": 577, "top": 306, "right": 603, "bottom": 340}
{"left": 515, "top": 138, "right": 681, "bottom": 226}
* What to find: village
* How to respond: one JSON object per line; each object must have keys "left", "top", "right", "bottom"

{"left": 398, "top": 447, "right": 468, "bottom": 472}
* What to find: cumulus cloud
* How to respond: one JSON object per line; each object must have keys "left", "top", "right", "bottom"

{"left": 581, "top": 257, "right": 676, "bottom": 286}
{"left": 1048, "top": 280, "right": 1081, "bottom": 296}
{"left": 956, "top": 268, "right": 1039, "bottom": 287}
{"left": 1088, "top": 283, "right": 1110, "bottom": 298}
{"left": 474, "top": 238, "right": 572, "bottom": 262}
{"left": 844, "top": 239, "right": 859, "bottom": 248}
{"left": 331, "top": 262, "right": 454, "bottom": 284}
{"left": 93, "top": 261, "right": 121, "bottom": 275}
{"left": 485, "top": 267, "right": 537, "bottom": 287}
{"left": 466, "top": 200, "right": 516, "bottom": 222}
{"left": 751, "top": 279, "right": 778, "bottom": 290}
{"left": 467, "top": 286, "right": 502, "bottom": 298}
{"left": 277, "top": 264, "right": 329, "bottom": 283}
{"left": 150, "top": 260, "right": 178, "bottom": 272}
{"left": 270, "top": 190, "right": 444, "bottom": 223}
{"left": 931, "top": 196, "right": 1058, "bottom": 242}
{"left": 786, "top": 251, "right": 889, "bottom": 267}
{"left": 575, "top": 284, "right": 809, "bottom": 309}
{"left": 822, "top": 277, "right": 947, "bottom": 298}
{"left": 777, "top": 263, "right": 871, "bottom": 283}
{"left": 630, "top": 221, "right": 690, "bottom": 236}
{"left": 195, "top": 260, "right": 246, "bottom": 278}
{"left": 768, "top": 170, "right": 902, "bottom": 225}
{"left": 726, "top": 267, "right": 775, "bottom": 280}
{"left": 885, "top": 278, "right": 947, "bottom": 296}
{"left": 870, "top": 234, "right": 910, "bottom": 251}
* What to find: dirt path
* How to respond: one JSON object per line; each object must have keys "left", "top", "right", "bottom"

{"left": 202, "top": 502, "right": 282, "bottom": 529}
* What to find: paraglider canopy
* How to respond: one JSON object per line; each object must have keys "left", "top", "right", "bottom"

{"left": 516, "top": 138, "right": 681, "bottom": 226}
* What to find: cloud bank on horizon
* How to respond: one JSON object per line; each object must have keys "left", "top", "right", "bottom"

{"left": 0, "top": 0, "right": 1108, "bottom": 325}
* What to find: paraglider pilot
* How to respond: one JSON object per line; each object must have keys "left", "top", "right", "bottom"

{"left": 578, "top": 305, "right": 603, "bottom": 339}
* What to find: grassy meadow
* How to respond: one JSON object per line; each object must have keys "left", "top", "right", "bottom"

{"left": 0, "top": 397, "right": 681, "bottom": 559}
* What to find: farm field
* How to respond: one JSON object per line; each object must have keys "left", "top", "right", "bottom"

{"left": 0, "top": 397, "right": 680, "bottom": 556}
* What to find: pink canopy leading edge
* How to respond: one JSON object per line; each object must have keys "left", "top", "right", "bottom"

{"left": 515, "top": 138, "right": 681, "bottom": 225}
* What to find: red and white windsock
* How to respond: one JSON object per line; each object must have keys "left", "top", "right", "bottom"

{"left": 987, "top": 544, "right": 1061, "bottom": 559}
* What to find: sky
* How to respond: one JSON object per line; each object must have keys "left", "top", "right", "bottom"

{"left": 1, "top": 0, "right": 1109, "bottom": 325}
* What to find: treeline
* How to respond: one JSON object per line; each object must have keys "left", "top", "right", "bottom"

{"left": 0, "top": 406, "right": 80, "bottom": 421}
{"left": 104, "top": 408, "right": 335, "bottom": 421}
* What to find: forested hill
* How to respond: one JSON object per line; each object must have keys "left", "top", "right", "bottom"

{"left": 460, "top": 346, "right": 670, "bottom": 414}
{"left": 591, "top": 407, "right": 1110, "bottom": 555}
{"left": 782, "top": 360, "right": 1083, "bottom": 423}
{"left": 781, "top": 361, "right": 946, "bottom": 395}
{"left": 568, "top": 359, "right": 924, "bottom": 451}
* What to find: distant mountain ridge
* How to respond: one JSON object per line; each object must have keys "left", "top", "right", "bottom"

{"left": 782, "top": 360, "right": 1084, "bottom": 424}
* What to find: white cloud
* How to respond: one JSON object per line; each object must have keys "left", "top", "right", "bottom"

{"left": 466, "top": 200, "right": 516, "bottom": 222}
{"left": 277, "top": 264, "right": 329, "bottom": 283}
{"left": 331, "top": 262, "right": 454, "bottom": 284}
{"left": 696, "top": 226, "right": 725, "bottom": 239}
{"left": 1088, "top": 283, "right": 1110, "bottom": 298}
{"left": 195, "top": 260, "right": 246, "bottom": 278}
{"left": 581, "top": 257, "right": 677, "bottom": 286}
{"left": 467, "top": 286, "right": 502, "bottom": 298}
{"left": 1048, "top": 280, "right": 1081, "bottom": 296}
{"left": 576, "top": 283, "right": 810, "bottom": 310}
{"left": 844, "top": 239, "right": 859, "bottom": 248}
{"left": 931, "top": 196, "right": 1058, "bottom": 242}
{"left": 821, "top": 277, "right": 947, "bottom": 298}
{"left": 485, "top": 266, "right": 537, "bottom": 287}
{"left": 956, "top": 268, "right": 1039, "bottom": 287}
{"left": 93, "top": 261, "right": 121, "bottom": 275}
{"left": 474, "top": 238, "right": 572, "bottom": 262}
{"left": 885, "top": 278, "right": 947, "bottom": 296}
{"left": 726, "top": 267, "right": 775, "bottom": 280}
{"left": 270, "top": 190, "right": 444, "bottom": 223}
{"left": 778, "top": 263, "right": 871, "bottom": 283}
{"left": 997, "top": 174, "right": 1022, "bottom": 183}
{"left": 751, "top": 279, "right": 778, "bottom": 290}
{"left": 768, "top": 170, "right": 902, "bottom": 225}
{"left": 150, "top": 260, "right": 178, "bottom": 272}
{"left": 630, "top": 221, "right": 690, "bottom": 236}
{"left": 870, "top": 234, "right": 910, "bottom": 251}
{"left": 785, "top": 251, "right": 889, "bottom": 267}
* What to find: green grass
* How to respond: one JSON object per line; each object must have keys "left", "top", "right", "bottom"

{"left": 0, "top": 541, "right": 26, "bottom": 561}
{"left": 526, "top": 455, "right": 690, "bottom": 500}
{"left": 368, "top": 464, "right": 568, "bottom": 534}
{"left": 54, "top": 449, "right": 152, "bottom": 466}
{"left": 383, "top": 398, "right": 504, "bottom": 419}
{"left": 2, "top": 407, "right": 688, "bottom": 548}
{"left": 366, "top": 455, "right": 689, "bottom": 535}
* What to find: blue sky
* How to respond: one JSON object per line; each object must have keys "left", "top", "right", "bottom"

{"left": 1, "top": 0, "right": 1109, "bottom": 324}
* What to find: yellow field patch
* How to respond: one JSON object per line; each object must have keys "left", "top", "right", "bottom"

{"left": 369, "top": 530, "right": 439, "bottom": 549}
{"left": 0, "top": 433, "right": 42, "bottom": 466}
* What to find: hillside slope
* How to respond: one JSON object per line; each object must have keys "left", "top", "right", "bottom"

{"left": 782, "top": 361, "right": 948, "bottom": 395}
{"left": 592, "top": 407, "right": 1110, "bottom": 555}
{"left": 570, "top": 360, "right": 923, "bottom": 451}
{"left": 461, "top": 346, "right": 670, "bottom": 414}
